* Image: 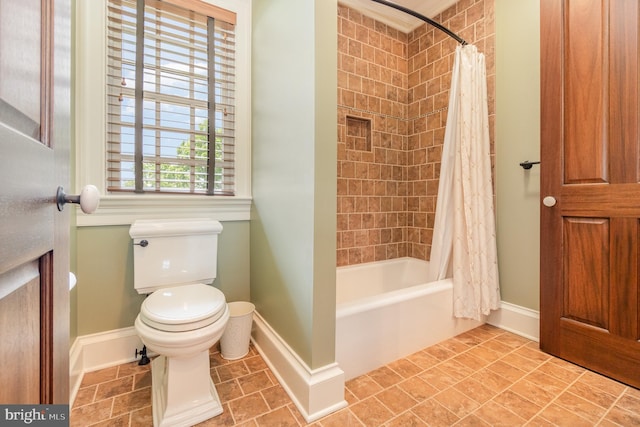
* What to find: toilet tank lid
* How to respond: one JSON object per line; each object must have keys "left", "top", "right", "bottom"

{"left": 129, "top": 218, "right": 223, "bottom": 238}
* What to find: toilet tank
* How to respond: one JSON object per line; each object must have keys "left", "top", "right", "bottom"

{"left": 129, "top": 218, "right": 223, "bottom": 294}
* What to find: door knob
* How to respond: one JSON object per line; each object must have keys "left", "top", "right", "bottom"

{"left": 543, "top": 196, "right": 557, "bottom": 207}
{"left": 56, "top": 185, "right": 100, "bottom": 214}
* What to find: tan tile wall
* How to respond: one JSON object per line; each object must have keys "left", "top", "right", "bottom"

{"left": 337, "top": 0, "right": 495, "bottom": 267}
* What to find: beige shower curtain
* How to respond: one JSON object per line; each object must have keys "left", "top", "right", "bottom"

{"left": 430, "top": 45, "right": 500, "bottom": 321}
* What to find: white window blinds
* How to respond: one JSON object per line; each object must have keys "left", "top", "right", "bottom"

{"left": 106, "top": 0, "right": 236, "bottom": 195}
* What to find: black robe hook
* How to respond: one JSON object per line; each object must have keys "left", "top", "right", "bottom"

{"left": 519, "top": 161, "right": 540, "bottom": 170}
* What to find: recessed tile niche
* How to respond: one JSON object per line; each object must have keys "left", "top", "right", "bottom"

{"left": 346, "top": 116, "right": 371, "bottom": 152}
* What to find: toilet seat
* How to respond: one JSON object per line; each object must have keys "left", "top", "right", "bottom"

{"left": 140, "top": 283, "right": 227, "bottom": 332}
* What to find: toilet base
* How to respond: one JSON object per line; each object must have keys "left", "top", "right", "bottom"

{"left": 150, "top": 353, "right": 223, "bottom": 427}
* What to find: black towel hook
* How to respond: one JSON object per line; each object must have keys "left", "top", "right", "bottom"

{"left": 519, "top": 161, "right": 540, "bottom": 170}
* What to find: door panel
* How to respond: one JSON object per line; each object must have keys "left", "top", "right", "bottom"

{"left": 563, "top": 0, "right": 607, "bottom": 184}
{"left": 0, "top": 0, "right": 43, "bottom": 139}
{"left": 0, "top": 0, "right": 70, "bottom": 403}
{"left": 541, "top": 0, "right": 640, "bottom": 388}
{"left": 0, "top": 262, "right": 41, "bottom": 403}
{"left": 0, "top": 125, "right": 54, "bottom": 273}
{"left": 563, "top": 218, "right": 609, "bottom": 329}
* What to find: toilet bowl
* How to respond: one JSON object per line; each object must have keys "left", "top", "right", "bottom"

{"left": 135, "top": 284, "right": 229, "bottom": 356}
{"left": 129, "top": 219, "right": 228, "bottom": 427}
{"left": 134, "top": 284, "right": 230, "bottom": 427}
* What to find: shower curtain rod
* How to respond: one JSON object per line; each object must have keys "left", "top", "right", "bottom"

{"left": 370, "top": 0, "right": 467, "bottom": 45}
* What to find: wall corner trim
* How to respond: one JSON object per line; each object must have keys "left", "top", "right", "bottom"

{"left": 251, "top": 312, "right": 347, "bottom": 422}
{"left": 487, "top": 300, "right": 540, "bottom": 342}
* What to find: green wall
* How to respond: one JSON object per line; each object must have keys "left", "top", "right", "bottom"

{"left": 75, "top": 221, "right": 250, "bottom": 335}
{"left": 251, "top": 0, "right": 337, "bottom": 369}
{"left": 495, "top": 0, "right": 541, "bottom": 311}
{"left": 70, "top": 0, "right": 540, "bottom": 368}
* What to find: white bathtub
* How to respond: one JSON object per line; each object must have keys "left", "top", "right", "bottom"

{"left": 336, "top": 257, "right": 482, "bottom": 380}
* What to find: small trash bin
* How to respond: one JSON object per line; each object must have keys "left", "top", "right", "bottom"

{"left": 220, "top": 301, "right": 255, "bottom": 360}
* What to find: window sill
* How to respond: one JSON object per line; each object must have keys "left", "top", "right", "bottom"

{"left": 75, "top": 194, "right": 252, "bottom": 227}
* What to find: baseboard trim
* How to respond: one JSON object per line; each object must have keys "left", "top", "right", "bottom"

{"left": 251, "top": 312, "right": 347, "bottom": 423}
{"left": 69, "top": 305, "right": 530, "bottom": 418}
{"left": 69, "top": 337, "right": 83, "bottom": 406}
{"left": 487, "top": 301, "right": 540, "bottom": 341}
{"left": 70, "top": 318, "right": 348, "bottom": 422}
{"left": 69, "top": 327, "right": 148, "bottom": 405}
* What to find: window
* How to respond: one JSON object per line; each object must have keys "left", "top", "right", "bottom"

{"left": 106, "top": 0, "right": 236, "bottom": 195}
{"left": 75, "top": 0, "right": 250, "bottom": 226}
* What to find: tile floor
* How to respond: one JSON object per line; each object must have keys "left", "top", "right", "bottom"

{"left": 71, "top": 325, "right": 640, "bottom": 426}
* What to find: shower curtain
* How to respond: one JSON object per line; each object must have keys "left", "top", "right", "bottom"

{"left": 428, "top": 45, "right": 500, "bottom": 321}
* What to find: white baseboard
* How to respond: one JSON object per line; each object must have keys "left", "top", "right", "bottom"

{"left": 69, "top": 304, "right": 533, "bottom": 419}
{"left": 69, "top": 327, "right": 149, "bottom": 406}
{"left": 487, "top": 301, "right": 540, "bottom": 342}
{"left": 70, "top": 317, "right": 348, "bottom": 423}
{"left": 251, "top": 312, "right": 347, "bottom": 423}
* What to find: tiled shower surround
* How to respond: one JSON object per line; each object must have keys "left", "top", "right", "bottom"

{"left": 337, "top": 0, "right": 495, "bottom": 266}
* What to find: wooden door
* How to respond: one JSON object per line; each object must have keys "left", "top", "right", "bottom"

{"left": 540, "top": 0, "right": 640, "bottom": 388}
{"left": 0, "top": 0, "right": 70, "bottom": 403}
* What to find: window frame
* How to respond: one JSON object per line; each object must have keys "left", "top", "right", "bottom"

{"left": 75, "top": 0, "right": 251, "bottom": 226}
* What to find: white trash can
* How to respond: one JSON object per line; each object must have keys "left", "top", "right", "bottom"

{"left": 220, "top": 301, "right": 255, "bottom": 360}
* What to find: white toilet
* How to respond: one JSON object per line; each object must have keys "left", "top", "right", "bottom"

{"left": 129, "top": 218, "right": 229, "bottom": 427}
